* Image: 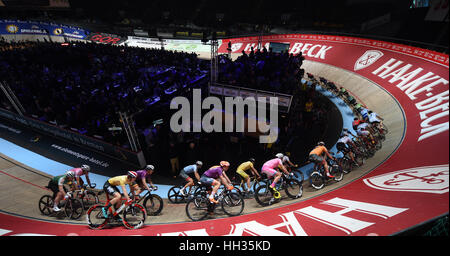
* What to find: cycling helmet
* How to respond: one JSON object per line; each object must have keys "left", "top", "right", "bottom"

{"left": 127, "top": 171, "right": 138, "bottom": 178}
{"left": 317, "top": 141, "right": 325, "bottom": 146}
{"left": 248, "top": 158, "right": 256, "bottom": 163}
{"left": 81, "top": 164, "right": 90, "bottom": 172}
{"left": 220, "top": 161, "right": 230, "bottom": 167}
{"left": 145, "top": 165, "right": 155, "bottom": 171}
{"left": 65, "top": 171, "right": 75, "bottom": 179}
{"left": 275, "top": 153, "right": 284, "bottom": 159}
{"left": 196, "top": 161, "right": 203, "bottom": 166}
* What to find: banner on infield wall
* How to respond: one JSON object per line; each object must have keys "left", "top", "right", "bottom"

{"left": 0, "top": 108, "right": 142, "bottom": 166}
{"left": 209, "top": 83, "right": 293, "bottom": 112}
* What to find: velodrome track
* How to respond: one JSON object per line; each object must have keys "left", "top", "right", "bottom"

{"left": 0, "top": 34, "right": 448, "bottom": 236}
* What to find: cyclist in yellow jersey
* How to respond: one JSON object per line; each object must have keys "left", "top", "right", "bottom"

{"left": 102, "top": 171, "right": 137, "bottom": 218}
{"left": 236, "top": 158, "right": 260, "bottom": 195}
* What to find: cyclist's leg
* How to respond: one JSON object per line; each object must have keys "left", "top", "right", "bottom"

{"left": 53, "top": 186, "right": 65, "bottom": 208}
{"left": 261, "top": 166, "right": 279, "bottom": 189}
{"left": 322, "top": 158, "right": 333, "bottom": 177}
{"left": 179, "top": 170, "right": 193, "bottom": 194}
{"left": 181, "top": 177, "right": 194, "bottom": 195}
{"left": 271, "top": 171, "right": 282, "bottom": 189}
{"left": 103, "top": 183, "right": 121, "bottom": 213}
{"left": 237, "top": 169, "right": 250, "bottom": 192}
{"left": 48, "top": 181, "right": 61, "bottom": 210}
{"left": 209, "top": 180, "right": 221, "bottom": 203}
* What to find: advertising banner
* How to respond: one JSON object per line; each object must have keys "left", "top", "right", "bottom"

{"left": 86, "top": 32, "right": 127, "bottom": 45}
{"left": 125, "top": 36, "right": 165, "bottom": 49}
{"left": 209, "top": 83, "right": 292, "bottom": 112}
{"left": 0, "top": 20, "right": 88, "bottom": 39}
{"left": 0, "top": 108, "right": 141, "bottom": 166}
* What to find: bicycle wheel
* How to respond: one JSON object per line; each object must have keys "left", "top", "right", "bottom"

{"left": 291, "top": 170, "right": 304, "bottom": 183}
{"left": 375, "top": 139, "right": 382, "bottom": 150}
{"left": 252, "top": 179, "right": 268, "bottom": 192}
{"left": 330, "top": 165, "right": 344, "bottom": 182}
{"left": 309, "top": 171, "right": 325, "bottom": 190}
{"left": 38, "top": 195, "right": 54, "bottom": 216}
{"left": 284, "top": 179, "right": 303, "bottom": 199}
{"left": 86, "top": 204, "right": 108, "bottom": 230}
{"left": 122, "top": 203, "right": 146, "bottom": 229}
{"left": 355, "top": 153, "right": 364, "bottom": 167}
{"left": 254, "top": 184, "right": 274, "bottom": 206}
{"left": 64, "top": 198, "right": 84, "bottom": 219}
{"left": 382, "top": 125, "right": 388, "bottom": 135}
{"left": 81, "top": 191, "right": 99, "bottom": 209}
{"left": 185, "top": 196, "right": 209, "bottom": 221}
{"left": 339, "top": 157, "right": 352, "bottom": 174}
{"left": 143, "top": 194, "right": 164, "bottom": 216}
{"left": 221, "top": 192, "right": 245, "bottom": 216}
{"left": 167, "top": 186, "right": 185, "bottom": 204}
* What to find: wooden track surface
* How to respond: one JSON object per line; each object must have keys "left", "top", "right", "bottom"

{"left": 0, "top": 60, "right": 405, "bottom": 225}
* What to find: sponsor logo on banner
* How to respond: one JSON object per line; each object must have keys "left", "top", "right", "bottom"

{"left": 231, "top": 43, "right": 243, "bottom": 52}
{"left": 53, "top": 28, "right": 63, "bottom": 35}
{"left": 88, "top": 33, "right": 125, "bottom": 45}
{"left": 354, "top": 50, "right": 384, "bottom": 71}
{"left": 363, "top": 164, "right": 449, "bottom": 194}
{"left": 6, "top": 24, "right": 18, "bottom": 33}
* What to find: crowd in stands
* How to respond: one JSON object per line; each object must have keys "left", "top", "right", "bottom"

{"left": 0, "top": 40, "right": 209, "bottom": 147}
{"left": 0, "top": 39, "right": 330, "bottom": 179}
{"left": 218, "top": 47, "right": 305, "bottom": 94}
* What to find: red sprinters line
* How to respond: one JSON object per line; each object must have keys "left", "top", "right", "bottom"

{"left": 0, "top": 169, "right": 49, "bottom": 191}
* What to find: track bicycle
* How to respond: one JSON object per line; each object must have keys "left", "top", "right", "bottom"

{"left": 167, "top": 183, "right": 201, "bottom": 204}
{"left": 38, "top": 190, "right": 84, "bottom": 219}
{"left": 309, "top": 156, "right": 344, "bottom": 190}
{"left": 336, "top": 148, "right": 364, "bottom": 174}
{"left": 232, "top": 174, "right": 266, "bottom": 198}
{"left": 185, "top": 183, "right": 245, "bottom": 221}
{"left": 86, "top": 192, "right": 146, "bottom": 230}
{"left": 353, "top": 136, "right": 375, "bottom": 158}
{"left": 286, "top": 165, "right": 304, "bottom": 183}
{"left": 254, "top": 172, "right": 303, "bottom": 207}
{"left": 74, "top": 183, "right": 99, "bottom": 210}
{"left": 371, "top": 123, "right": 388, "bottom": 141}
{"left": 130, "top": 186, "right": 163, "bottom": 216}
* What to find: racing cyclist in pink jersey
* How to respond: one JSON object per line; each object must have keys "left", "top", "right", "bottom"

{"left": 70, "top": 164, "right": 93, "bottom": 190}
{"left": 261, "top": 155, "right": 291, "bottom": 198}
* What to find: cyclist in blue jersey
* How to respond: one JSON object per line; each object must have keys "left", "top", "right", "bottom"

{"left": 179, "top": 161, "right": 203, "bottom": 196}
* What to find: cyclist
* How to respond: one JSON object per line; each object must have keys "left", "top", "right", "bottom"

{"left": 261, "top": 156, "right": 291, "bottom": 198}
{"left": 133, "top": 165, "right": 157, "bottom": 196}
{"left": 342, "top": 128, "right": 357, "bottom": 138}
{"left": 47, "top": 171, "right": 76, "bottom": 212}
{"left": 336, "top": 133, "right": 359, "bottom": 166}
{"left": 179, "top": 161, "right": 203, "bottom": 196}
{"left": 368, "top": 110, "right": 384, "bottom": 131}
{"left": 70, "top": 164, "right": 93, "bottom": 191}
{"left": 277, "top": 152, "right": 298, "bottom": 169}
{"left": 359, "top": 106, "right": 369, "bottom": 121}
{"left": 102, "top": 171, "right": 138, "bottom": 218}
{"left": 236, "top": 158, "right": 260, "bottom": 195}
{"left": 308, "top": 141, "right": 336, "bottom": 178}
{"left": 353, "top": 117, "right": 376, "bottom": 144}
{"left": 199, "top": 161, "right": 234, "bottom": 204}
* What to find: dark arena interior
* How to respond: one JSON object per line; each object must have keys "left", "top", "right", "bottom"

{"left": 0, "top": 0, "right": 448, "bottom": 243}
